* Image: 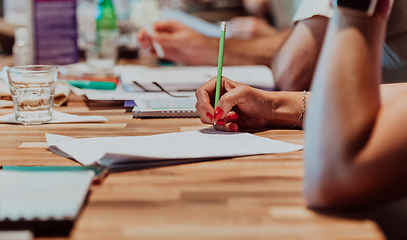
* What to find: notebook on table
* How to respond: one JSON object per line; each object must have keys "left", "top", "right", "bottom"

{"left": 132, "top": 92, "right": 200, "bottom": 118}
{"left": 0, "top": 170, "right": 94, "bottom": 237}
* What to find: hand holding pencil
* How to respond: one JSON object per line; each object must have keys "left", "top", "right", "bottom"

{"left": 199, "top": 22, "right": 273, "bottom": 131}
{"left": 195, "top": 77, "right": 278, "bottom": 131}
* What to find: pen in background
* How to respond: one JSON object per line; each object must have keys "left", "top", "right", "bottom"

{"left": 139, "top": 1, "right": 165, "bottom": 59}
{"left": 214, "top": 22, "right": 226, "bottom": 108}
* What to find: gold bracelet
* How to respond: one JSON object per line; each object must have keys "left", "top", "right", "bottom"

{"left": 292, "top": 90, "right": 306, "bottom": 129}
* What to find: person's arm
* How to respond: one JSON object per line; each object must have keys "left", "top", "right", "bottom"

{"left": 227, "top": 16, "right": 278, "bottom": 39}
{"left": 222, "top": 31, "right": 291, "bottom": 66}
{"left": 195, "top": 77, "right": 407, "bottom": 131}
{"left": 272, "top": 16, "right": 329, "bottom": 91}
{"left": 303, "top": 0, "right": 407, "bottom": 209}
{"left": 138, "top": 21, "right": 290, "bottom": 66}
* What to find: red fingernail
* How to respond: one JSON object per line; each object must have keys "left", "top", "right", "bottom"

{"left": 374, "top": 0, "right": 390, "bottom": 18}
{"left": 206, "top": 112, "right": 213, "bottom": 121}
{"left": 214, "top": 107, "right": 224, "bottom": 120}
{"left": 229, "top": 125, "right": 237, "bottom": 131}
{"left": 228, "top": 112, "right": 239, "bottom": 121}
{"left": 216, "top": 120, "right": 225, "bottom": 126}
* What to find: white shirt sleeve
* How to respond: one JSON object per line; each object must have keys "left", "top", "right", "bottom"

{"left": 292, "top": 0, "right": 395, "bottom": 23}
{"left": 292, "top": 0, "right": 333, "bottom": 23}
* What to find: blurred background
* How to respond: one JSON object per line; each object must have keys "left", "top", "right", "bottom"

{"left": 0, "top": 0, "right": 301, "bottom": 61}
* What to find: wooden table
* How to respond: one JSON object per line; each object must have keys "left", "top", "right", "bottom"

{"left": 0, "top": 59, "right": 386, "bottom": 240}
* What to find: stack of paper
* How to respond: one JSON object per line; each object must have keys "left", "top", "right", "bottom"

{"left": 47, "top": 128, "right": 303, "bottom": 172}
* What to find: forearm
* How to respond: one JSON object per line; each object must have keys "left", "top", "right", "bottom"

{"left": 304, "top": 10, "right": 388, "bottom": 207}
{"left": 380, "top": 83, "right": 407, "bottom": 105}
{"left": 196, "top": 30, "right": 290, "bottom": 66}
{"left": 272, "top": 16, "right": 328, "bottom": 91}
{"left": 223, "top": 30, "right": 291, "bottom": 66}
{"left": 267, "top": 82, "right": 407, "bottom": 129}
{"left": 268, "top": 91, "right": 306, "bottom": 128}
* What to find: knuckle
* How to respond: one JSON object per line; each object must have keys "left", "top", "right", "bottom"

{"left": 195, "top": 89, "right": 201, "bottom": 98}
{"left": 222, "top": 94, "right": 232, "bottom": 105}
{"left": 195, "top": 101, "right": 202, "bottom": 111}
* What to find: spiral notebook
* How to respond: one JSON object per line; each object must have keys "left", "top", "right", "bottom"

{"left": 132, "top": 92, "right": 199, "bottom": 118}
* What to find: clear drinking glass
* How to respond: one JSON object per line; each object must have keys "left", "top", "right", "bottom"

{"left": 7, "top": 65, "right": 58, "bottom": 124}
{"left": 85, "top": 36, "right": 118, "bottom": 70}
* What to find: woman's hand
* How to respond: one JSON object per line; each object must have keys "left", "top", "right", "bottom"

{"left": 195, "top": 77, "right": 306, "bottom": 131}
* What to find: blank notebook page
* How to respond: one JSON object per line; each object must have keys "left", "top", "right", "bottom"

{"left": 0, "top": 171, "right": 94, "bottom": 221}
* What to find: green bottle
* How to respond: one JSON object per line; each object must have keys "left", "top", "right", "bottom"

{"left": 91, "top": 0, "right": 119, "bottom": 69}
{"left": 96, "top": 0, "right": 118, "bottom": 31}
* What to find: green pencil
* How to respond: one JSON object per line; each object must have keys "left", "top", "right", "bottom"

{"left": 214, "top": 22, "right": 226, "bottom": 108}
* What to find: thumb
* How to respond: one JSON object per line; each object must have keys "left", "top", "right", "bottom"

{"left": 214, "top": 86, "right": 247, "bottom": 120}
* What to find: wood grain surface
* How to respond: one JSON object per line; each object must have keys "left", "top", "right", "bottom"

{"left": 0, "top": 56, "right": 386, "bottom": 239}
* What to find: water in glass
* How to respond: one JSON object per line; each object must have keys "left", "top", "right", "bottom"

{"left": 7, "top": 65, "right": 58, "bottom": 124}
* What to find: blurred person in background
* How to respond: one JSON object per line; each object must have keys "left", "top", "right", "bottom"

{"left": 140, "top": 0, "right": 407, "bottom": 93}
{"left": 273, "top": 0, "right": 407, "bottom": 90}
{"left": 138, "top": 20, "right": 289, "bottom": 65}
{"left": 137, "top": 0, "right": 301, "bottom": 66}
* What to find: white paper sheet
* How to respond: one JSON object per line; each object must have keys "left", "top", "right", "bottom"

{"left": 0, "top": 111, "right": 107, "bottom": 124}
{"left": 46, "top": 134, "right": 77, "bottom": 159}
{"left": 117, "top": 65, "right": 275, "bottom": 92}
{"left": 47, "top": 128, "right": 303, "bottom": 168}
{"left": 0, "top": 171, "right": 94, "bottom": 221}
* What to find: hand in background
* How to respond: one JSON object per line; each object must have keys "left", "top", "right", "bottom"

{"left": 228, "top": 17, "right": 277, "bottom": 39}
{"left": 137, "top": 20, "right": 216, "bottom": 65}
{"left": 138, "top": 28, "right": 153, "bottom": 50}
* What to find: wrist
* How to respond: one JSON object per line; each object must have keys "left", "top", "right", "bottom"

{"left": 268, "top": 91, "right": 305, "bottom": 128}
